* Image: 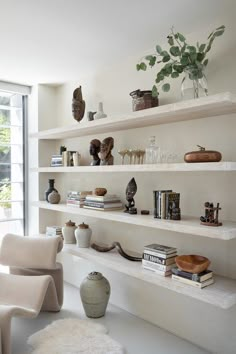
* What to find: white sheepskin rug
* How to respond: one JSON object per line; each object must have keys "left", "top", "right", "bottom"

{"left": 27, "top": 318, "right": 124, "bottom": 354}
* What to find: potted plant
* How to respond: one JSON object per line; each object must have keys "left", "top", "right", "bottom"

{"left": 136, "top": 25, "right": 225, "bottom": 99}
{"left": 0, "top": 179, "right": 12, "bottom": 217}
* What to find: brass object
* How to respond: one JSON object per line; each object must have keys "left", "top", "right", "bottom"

{"left": 184, "top": 145, "right": 222, "bottom": 163}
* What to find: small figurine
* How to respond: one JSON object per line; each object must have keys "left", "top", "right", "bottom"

{"left": 124, "top": 177, "right": 137, "bottom": 214}
{"left": 72, "top": 86, "right": 85, "bottom": 122}
{"left": 89, "top": 139, "right": 101, "bottom": 166}
{"left": 87, "top": 111, "right": 97, "bottom": 121}
{"left": 99, "top": 137, "right": 114, "bottom": 165}
{"left": 200, "top": 202, "right": 222, "bottom": 226}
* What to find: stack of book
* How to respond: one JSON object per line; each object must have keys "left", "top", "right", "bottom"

{"left": 46, "top": 226, "right": 63, "bottom": 238}
{"left": 153, "top": 190, "right": 181, "bottom": 220}
{"left": 67, "top": 191, "right": 92, "bottom": 207}
{"left": 142, "top": 243, "right": 177, "bottom": 276}
{"left": 172, "top": 267, "right": 214, "bottom": 288}
{"left": 83, "top": 194, "right": 123, "bottom": 211}
{"left": 51, "top": 154, "right": 63, "bottom": 167}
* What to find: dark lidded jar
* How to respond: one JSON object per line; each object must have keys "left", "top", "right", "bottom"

{"left": 130, "top": 89, "right": 159, "bottom": 111}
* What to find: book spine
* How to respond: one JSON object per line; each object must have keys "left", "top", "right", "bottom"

{"left": 143, "top": 253, "right": 176, "bottom": 265}
{"left": 142, "top": 259, "right": 176, "bottom": 271}
{"left": 161, "top": 192, "right": 166, "bottom": 219}
{"left": 153, "top": 191, "right": 158, "bottom": 218}
{"left": 142, "top": 265, "right": 172, "bottom": 276}
{"left": 143, "top": 250, "right": 177, "bottom": 259}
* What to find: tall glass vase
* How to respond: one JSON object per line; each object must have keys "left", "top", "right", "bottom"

{"left": 181, "top": 68, "right": 208, "bottom": 100}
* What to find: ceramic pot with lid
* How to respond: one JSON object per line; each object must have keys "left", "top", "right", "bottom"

{"left": 75, "top": 222, "right": 92, "bottom": 248}
{"left": 80, "top": 271, "right": 111, "bottom": 318}
{"left": 62, "top": 220, "right": 76, "bottom": 244}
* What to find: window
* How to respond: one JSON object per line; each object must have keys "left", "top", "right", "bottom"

{"left": 0, "top": 90, "right": 26, "bottom": 238}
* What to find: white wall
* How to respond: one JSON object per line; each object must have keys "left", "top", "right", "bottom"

{"left": 29, "top": 14, "right": 236, "bottom": 354}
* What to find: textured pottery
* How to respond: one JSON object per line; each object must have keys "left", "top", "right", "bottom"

{"left": 45, "top": 179, "right": 58, "bottom": 202}
{"left": 80, "top": 271, "right": 111, "bottom": 318}
{"left": 62, "top": 220, "right": 76, "bottom": 244}
{"left": 75, "top": 222, "right": 92, "bottom": 248}
{"left": 48, "top": 190, "right": 61, "bottom": 204}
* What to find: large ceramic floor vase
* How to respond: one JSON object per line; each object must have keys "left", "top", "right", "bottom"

{"left": 80, "top": 272, "right": 110, "bottom": 318}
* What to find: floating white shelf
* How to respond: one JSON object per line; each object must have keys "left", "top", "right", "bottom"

{"left": 32, "top": 201, "right": 236, "bottom": 240}
{"left": 62, "top": 245, "right": 236, "bottom": 309}
{"left": 30, "top": 92, "right": 236, "bottom": 140}
{"left": 31, "top": 161, "right": 236, "bottom": 173}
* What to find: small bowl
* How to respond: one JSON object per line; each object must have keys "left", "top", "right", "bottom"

{"left": 94, "top": 188, "right": 107, "bottom": 196}
{"left": 175, "top": 255, "right": 210, "bottom": 274}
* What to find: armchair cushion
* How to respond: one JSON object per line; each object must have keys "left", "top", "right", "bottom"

{"left": 0, "top": 234, "right": 63, "bottom": 269}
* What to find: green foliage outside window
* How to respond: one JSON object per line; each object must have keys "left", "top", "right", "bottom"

{"left": 0, "top": 179, "right": 11, "bottom": 209}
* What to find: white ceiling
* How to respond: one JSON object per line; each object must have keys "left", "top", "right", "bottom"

{"left": 0, "top": 0, "right": 234, "bottom": 85}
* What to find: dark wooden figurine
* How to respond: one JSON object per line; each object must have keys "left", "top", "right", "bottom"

{"left": 90, "top": 139, "right": 101, "bottom": 166}
{"left": 200, "top": 201, "right": 222, "bottom": 226}
{"left": 124, "top": 177, "right": 137, "bottom": 214}
{"left": 72, "top": 86, "right": 85, "bottom": 122}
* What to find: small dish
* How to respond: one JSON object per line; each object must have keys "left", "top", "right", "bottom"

{"left": 175, "top": 255, "right": 210, "bottom": 274}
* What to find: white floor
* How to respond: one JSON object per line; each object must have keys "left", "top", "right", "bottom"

{"left": 11, "top": 282, "right": 210, "bottom": 354}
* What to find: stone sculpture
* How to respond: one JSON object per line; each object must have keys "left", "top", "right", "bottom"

{"left": 99, "top": 137, "right": 114, "bottom": 165}
{"left": 72, "top": 86, "right": 85, "bottom": 122}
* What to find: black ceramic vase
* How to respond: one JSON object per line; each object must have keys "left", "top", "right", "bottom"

{"left": 45, "top": 179, "right": 58, "bottom": 202}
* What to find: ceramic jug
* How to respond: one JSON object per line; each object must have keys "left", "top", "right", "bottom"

{"left": 75, "top": 222, "right": 92, "bottom": 248}
{"left": 62, "top": 220, "right": 76, "bottom": 244}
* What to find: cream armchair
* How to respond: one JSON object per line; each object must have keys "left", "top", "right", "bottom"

{"left": 0, "top": 234, "right": 64, "bottom": 354}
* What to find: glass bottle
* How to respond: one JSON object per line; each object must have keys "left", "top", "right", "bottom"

{"left": 145, "top": 136, "right": 160, "bottom": 164}
{"left": 45, "top": 179, "right": 58, "bottom": 202}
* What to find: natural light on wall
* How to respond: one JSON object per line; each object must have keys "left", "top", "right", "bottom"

{"left": 0, "top": 90, "right": 25, "bottom": 239}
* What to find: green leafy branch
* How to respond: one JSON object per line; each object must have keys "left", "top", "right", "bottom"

{"left": 136, "top": 25, "right": 225, "bottom": 97}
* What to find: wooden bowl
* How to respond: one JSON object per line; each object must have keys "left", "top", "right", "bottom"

{"left": 94, "top": 188, "right": 107, "bottom": 196}
{"left": 175, "top": 255, "right": 210, "bottom": 274}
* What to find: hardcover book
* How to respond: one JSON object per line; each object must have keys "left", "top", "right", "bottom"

{"left": 142, "top": 259, "right": 176, "bottom": 272}
{"left": 86, "top": 194, "right": 119, "bottom": 202}
{"left": 144, "top": 243, "right": 177, "bottom": 254}
{"left": 172, "top": 267, "right": 213, "bottom": 282}
{"left": 143, "top": 252, "right": 176, "bottom": 265}
{"left": 153, "top": 190, "right": 172, "bottom": 219}
{"left": 142, "top": 265, "right": 172, "bottom": 277}
{"left": 172, "top": 274, "right": 214, "bottom": 288}
{"left": 165, "top": 193, "right": 180, "bottom": 220}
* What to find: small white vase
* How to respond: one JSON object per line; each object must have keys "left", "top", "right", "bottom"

{"left": 94, "top": 102, "right": 107, "bottom": 120}
{"left": 75, "top": 222, "right": 92, "bottom": 248}
{"left": 62, "top": 220, "right": 76, "bottom": 244}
